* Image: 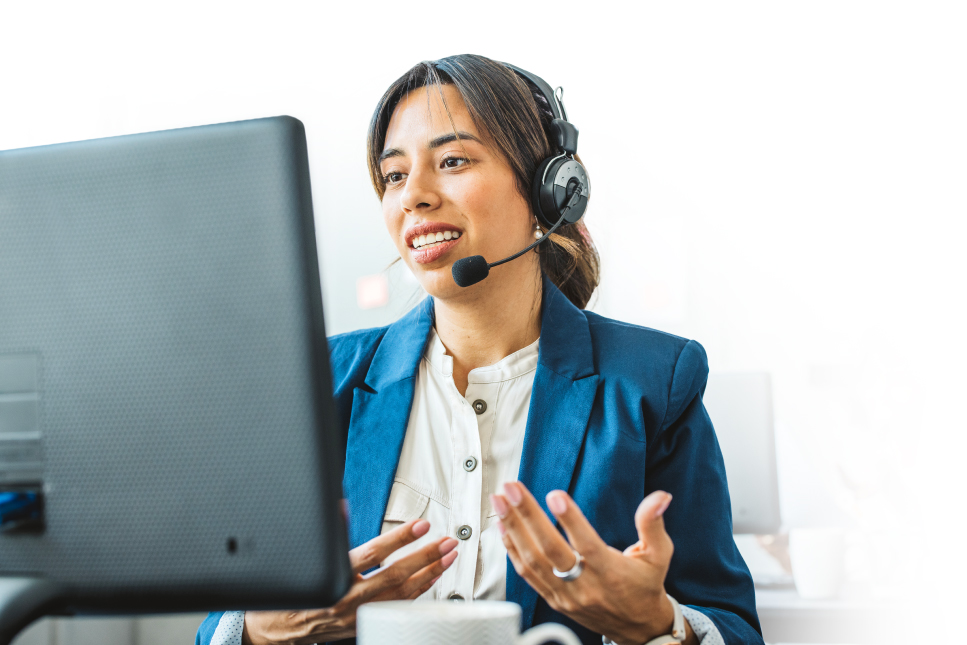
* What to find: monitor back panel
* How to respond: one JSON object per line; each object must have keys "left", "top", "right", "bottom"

{"left": 704, "top": 372, "right": 781, "bottom": 535}
{"left": 0, "top": 117, "right": 351, "bottom": 611}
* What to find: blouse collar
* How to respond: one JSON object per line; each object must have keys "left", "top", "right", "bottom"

{"left": 423, "top": 327, "right": 540, "bottom": 384}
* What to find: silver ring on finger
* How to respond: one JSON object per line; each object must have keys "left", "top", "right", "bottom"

{"left": 552, "top": 549, "right": 585, "bottom": 582}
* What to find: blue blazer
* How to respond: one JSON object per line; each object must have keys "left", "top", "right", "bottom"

{"left": 198, "top": 276, "right": 762, "bottom": 645}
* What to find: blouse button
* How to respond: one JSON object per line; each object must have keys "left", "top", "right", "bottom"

{"left": 448, "top": 593, "right": 465, "bottom": 601}
{"left": 463, "top": 456, "right": 477, "bottom": 472}
{"left": 457, "top": 525, "right": 473, "bottom": 540}
{"left": 472, "top": 399, "right": 487, "bottom": 415}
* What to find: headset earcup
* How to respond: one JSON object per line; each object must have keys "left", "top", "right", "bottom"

{"left": 532, "top": 157, "right": 589, "bottom": 229}
{"left": 531, "top": 157, "right": 558, "bottom": 230}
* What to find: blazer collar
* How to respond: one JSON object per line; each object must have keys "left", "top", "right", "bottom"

{"left": 363, "top": 295, "right": 435, "bottom": 391}
{"left": 535, "top": 274, "right": 595, "bottom": 381}
{"left": 508, "top": 275, "right": 599, "bottom": 628}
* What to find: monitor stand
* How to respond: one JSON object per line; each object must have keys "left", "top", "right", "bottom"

{"left": 0, "top": 578, "right": 66, "bottom": 645}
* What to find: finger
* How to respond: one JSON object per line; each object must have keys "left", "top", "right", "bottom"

{"left": 348, "top": 519, "right": 430, "bottom": 574}
{"left": 360, "top": 537, "right": 458, "bottom": 600}
{"left": 545, "top": 490, "right": 608, "bottom": 561}
{"left": 494, "top": 492, "right": 568, "bottom": 591}
{"left": 376, "top": 549, "right": 457, "bottom": 602}
{"left": 632, "top": 491, "right": 674, "bottom": 561}
{"left": 497, "top": 482, "right": 578, "bottom": 574}
{"left": 407, "top": 574, "right": 442, "bottom": 600}
{"left": 501, "top": 522, "right": 558, "bottom": 600}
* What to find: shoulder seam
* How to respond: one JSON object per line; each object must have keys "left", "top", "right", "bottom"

{"left": 657, "top": 339, "right": 692, "bottom": 434}
{"left": 584, "top": 311, "right": 689, "bottom": 344}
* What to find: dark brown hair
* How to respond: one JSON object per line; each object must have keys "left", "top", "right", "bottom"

{"left": 366, "top": 54, "right": 600, "bottom": 309}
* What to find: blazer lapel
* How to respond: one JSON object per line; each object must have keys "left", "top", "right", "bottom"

{"left": 509, "top": 277, "right": 600, "bottom": 628}
{"left": 342, "top": 297, "right": 435, "bottom": 550}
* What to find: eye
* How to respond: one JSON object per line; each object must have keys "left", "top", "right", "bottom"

{"left": 383, "top": 171, "right": 406, "bottom": 186}
{"left": 441, "top": 156, "right": 469, "bottom": 169}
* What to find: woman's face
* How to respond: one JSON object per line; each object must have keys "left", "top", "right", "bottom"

{"left": 379, "top": 84, "right": 536, "bottom": 301}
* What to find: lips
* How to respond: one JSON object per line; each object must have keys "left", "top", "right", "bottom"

{"left": 410, "top": 237, "right": 461, "bottom": 264}
{"left": 404, "top": 221, "right": 465, "bottom": 266}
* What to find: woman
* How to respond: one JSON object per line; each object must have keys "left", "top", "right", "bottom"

{"left": 197, "top": 54, "right": 762, "bottom": 645}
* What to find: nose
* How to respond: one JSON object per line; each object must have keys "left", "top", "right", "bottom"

{"left": 399, "top": 166, "right": 442, "bottom": 213}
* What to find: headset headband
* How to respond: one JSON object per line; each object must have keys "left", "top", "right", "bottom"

{"left": 502, "top": 63, "right": 569, "bottom": 122}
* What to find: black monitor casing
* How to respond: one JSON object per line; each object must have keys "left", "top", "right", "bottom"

{"left": 0, "top": 117, "right": 353, "bottom": 640}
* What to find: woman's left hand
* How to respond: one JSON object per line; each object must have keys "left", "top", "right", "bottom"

{"left": 491, "top": 482, "right": 697, "bottom": 645}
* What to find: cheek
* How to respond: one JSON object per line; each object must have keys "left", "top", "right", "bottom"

{"left": 382, "top": 197, "right": 405, "bottom": 248}
{"left": 462, "top": 176, "right": 530, "bottom": 229}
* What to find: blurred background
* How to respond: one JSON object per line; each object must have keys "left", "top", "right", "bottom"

{"left": 1, "top": 1, "right": 964, "bottom": 643}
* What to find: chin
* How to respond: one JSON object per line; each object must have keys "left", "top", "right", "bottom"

{"left": 408, "top": 263, "right": 457, "bottom": 297}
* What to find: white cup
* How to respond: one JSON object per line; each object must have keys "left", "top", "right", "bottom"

{"left": 788, "top": 528, "right": 846, "bottom": 599}
{"left": 357, "top": 600, "right": 582, "bottom": 645}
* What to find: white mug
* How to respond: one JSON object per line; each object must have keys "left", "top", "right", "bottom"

{"left": 788, "top": 527, "right": 846, "bottom": 599}
{"left": 357, "top": 600, "right": 582, "bottom": 645}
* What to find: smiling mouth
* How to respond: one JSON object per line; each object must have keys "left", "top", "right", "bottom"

{"left": 410, "top": 230, "right": 461, "bottom": 249}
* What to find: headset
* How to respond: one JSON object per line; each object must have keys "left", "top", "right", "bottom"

{"left": 451, "top": 63, "right": 590, "bottom": 287}
{"left": 503, "top": 63, "right": 590, "bottom": 230}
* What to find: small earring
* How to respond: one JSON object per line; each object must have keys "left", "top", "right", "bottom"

{"left": 534, "top": 223, "right": 544, "bottom": 239}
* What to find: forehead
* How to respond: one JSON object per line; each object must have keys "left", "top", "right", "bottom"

{"left": 384, "top": 84, "right": 480, "bottom": 148}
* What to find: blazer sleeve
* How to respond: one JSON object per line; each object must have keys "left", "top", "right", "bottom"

{"left": 195, "top": 612, "right": 223, "bottom": 645}
{"left": 646, "top": 340, "right": 764, "bottom": 645}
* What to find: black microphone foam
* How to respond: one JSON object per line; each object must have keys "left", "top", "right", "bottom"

{"left": 451, "top": 255, "right": 490, "bottom": 287}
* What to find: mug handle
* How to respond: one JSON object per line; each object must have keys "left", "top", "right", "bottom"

{"left": 517, "top": 623, "right": 583, "bottom": 645}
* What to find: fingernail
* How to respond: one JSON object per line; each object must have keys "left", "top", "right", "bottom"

{"left": 654, "top": 493, "right": 672, "bottom": 519}
{"left": 430, "top": 575, "right": 442, "bottom": 585}
{"left": 503, "top": 482, "right": 523, "bottom": 506}
{"left": 412, "top": 519, "right": 430, "bottom": 537}
{"left": 546, "top": 491, "right": 567, "bottom": 516}
{"left": 441, "top": 550, "right": 459, "bottom": 567}
{"left": 497, "top": 520, "right": 506, "bottom": 536}
{"left": 439, "top": 538, "right": 458, "bottom": 556}
{"left": 490, "top": 494, "right": 509, "bottom": 518}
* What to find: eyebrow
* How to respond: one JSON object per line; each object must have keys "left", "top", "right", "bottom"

{"left": 378, "top": 131, "right": 483, "bottom": 164}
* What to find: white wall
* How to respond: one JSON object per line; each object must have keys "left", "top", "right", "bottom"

{"left": 2, "top": 0, "right": 964, "bottom": 638}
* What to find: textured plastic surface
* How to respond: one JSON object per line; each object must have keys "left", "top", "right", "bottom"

{"left": 0, "top": 117, "right": 352, "bottom": 612}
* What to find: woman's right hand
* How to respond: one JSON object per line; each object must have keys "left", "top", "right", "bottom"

{"left": 242, "top": 519, "right": 457, "bottom": 644}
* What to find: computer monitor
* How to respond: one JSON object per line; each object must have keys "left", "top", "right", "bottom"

{"left": 703, "top": 372, "right": 782, "bottom": 535}
{"left": 0, "top": 117, "right": 353, "bottom": 642}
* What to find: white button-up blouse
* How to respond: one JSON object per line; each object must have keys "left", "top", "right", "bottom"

{"left": 378, "top": 328, "right": 540, "bottom": 601}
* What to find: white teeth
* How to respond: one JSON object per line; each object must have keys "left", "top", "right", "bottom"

{"left": 411, "top": 231, "right": 461, "bottom": 248}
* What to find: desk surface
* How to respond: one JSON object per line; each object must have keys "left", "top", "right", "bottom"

{"left": 755, "top": 587, "right": 894, "bottom": 644}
